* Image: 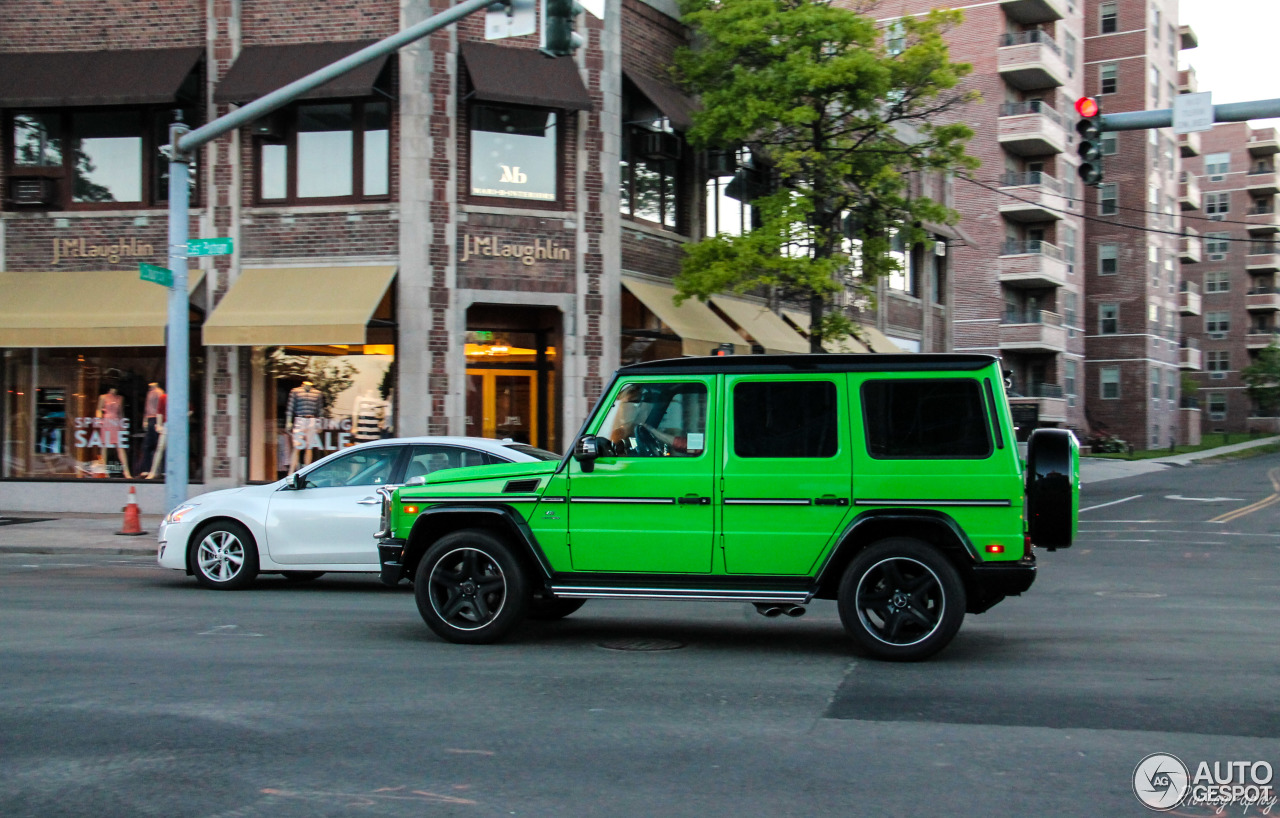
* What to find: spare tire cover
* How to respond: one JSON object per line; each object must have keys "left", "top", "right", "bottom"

{"left": 1025, "top": 429, "right": 1078, "bottom": 548}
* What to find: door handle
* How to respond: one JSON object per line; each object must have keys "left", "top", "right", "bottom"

{"left": 678, "top": 495, "right": 711, "bottom": 505}
{"left": 813, "top": 497, "right": 849, "bottom": 506}
{"left": 357, "top": 497, "right": 381, "bottom": 505}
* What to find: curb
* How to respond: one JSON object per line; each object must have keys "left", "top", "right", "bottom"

{"left": 0, "top": 545, "right": 156, "bottom": 557}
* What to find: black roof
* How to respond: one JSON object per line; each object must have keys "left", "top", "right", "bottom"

{"left": 619, "top": 353, "right": 999, "bottom": 375}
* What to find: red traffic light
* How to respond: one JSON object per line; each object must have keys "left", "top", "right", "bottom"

{"left": 1075, "top": 96, "right": 1099, "bottom": 118}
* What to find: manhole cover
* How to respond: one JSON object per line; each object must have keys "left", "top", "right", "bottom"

{"left": 1094, "top": 591, "right": 1166, "bottom": 599}
{"left": 598, "top": 638, "right": 685, "bottom": 652}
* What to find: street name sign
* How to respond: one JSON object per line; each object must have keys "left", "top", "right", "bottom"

{"left": 140, "top": 263, "right": 174, "bottom": 287}
{"left": 187, "top": 237, "right": 234, "bottom": 256}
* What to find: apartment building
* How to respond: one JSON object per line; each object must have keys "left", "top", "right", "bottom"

{"left": 1180, "top": 122, "right": 1280, "bottom": 433}
{"left": 873, "top": 0, "right": 1089, "bottom": 439}
{"left": 1080, "top": 0, "right": 1198, "bottom": 448}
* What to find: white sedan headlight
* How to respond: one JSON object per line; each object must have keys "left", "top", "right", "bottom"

{"left": 165, "top": 503, "right": 200, "bottom": 524}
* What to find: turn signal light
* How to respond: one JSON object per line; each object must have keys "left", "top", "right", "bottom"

{"left": 402, "top": 505, "right": 419, "bottom": 514}
{"left": 985, "top": 543, "right": 1005, "bottom": 554}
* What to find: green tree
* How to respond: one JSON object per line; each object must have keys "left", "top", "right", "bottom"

{"left": 1242, "top": 341, "right": 1280, "bottom": 416}
{"left": 673, "top": 0, "right": 978, "bottom": 351}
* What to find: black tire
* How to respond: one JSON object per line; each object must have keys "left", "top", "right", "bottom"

{"left": 527, "top": 596, "right": 586, "bottom": 621}
{"left": 837, "top": 538, "right": 965, "bottom": 662}
{"left": 190, "top": 520, "right": 260, "bottom": 590}
{"left": 282, "top": 571, "right": 325, "bottom": 582}
{"left": 1025, "top": 428, "right": 1078, "bottom": 549}
{"left": 414, "top": 529, "right": 528, "bottom": 644}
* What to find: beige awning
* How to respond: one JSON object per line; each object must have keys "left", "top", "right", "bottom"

{"left": 709, "top": 296, "right": 809, "bottom": 354}
{"left": 623, "top": 277, "right": 748, "bottom": 357}
{"left": 779, "top": 309, "right": 871, "bottom": 354}
{"left": 202, "top": 265, "right": 396, "bottom": 346}
{"left": 0, "top": 269, "right": 204, "bottom": 347}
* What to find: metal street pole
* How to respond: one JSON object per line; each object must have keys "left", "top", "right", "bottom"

{"left": 165, "top": 120, "right": 191, "bottom": 514}
{"left": 160, "top": 0, "right": 494, "bottom": 512}
{"left": 1101, "top": 97, "right": 1280, "bottom": 131}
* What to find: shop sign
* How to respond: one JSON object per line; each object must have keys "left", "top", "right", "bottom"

{"left": 460, "top": 235, "right": 572, "bottom": 266}
{"left": 52, "top": 237, "right": 156, "bottom": 265}
{"left": 291, "top": 418, "right": 354, "bottom": 452}
{"left": 73, "top": 417, "right": 130, "bottom": 449}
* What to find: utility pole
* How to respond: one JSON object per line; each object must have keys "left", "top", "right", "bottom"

{"left": 1099, "top": 97, "right": 1280, "bottom": 132}
{"left": 161, "top": 0, "right": 501, "bottom": 512}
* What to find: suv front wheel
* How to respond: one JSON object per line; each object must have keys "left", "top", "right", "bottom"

{"left": 837, "top": 538, "right": 966, "bottom": 662}
{"left": 414, "top": 529, "right": 528, "bottom": 644}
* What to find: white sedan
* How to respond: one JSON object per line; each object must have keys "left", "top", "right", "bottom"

{"left": 157, "top": 436, "right": 560, "bottom": 589}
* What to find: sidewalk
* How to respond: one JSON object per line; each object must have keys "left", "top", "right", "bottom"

{"left": 2, "top": 437, "right": 1276, "bottom": 556}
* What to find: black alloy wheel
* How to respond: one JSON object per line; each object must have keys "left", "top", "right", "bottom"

{"left": 414, "top": 529, "right": 528, "bottom": 644}
{"left": 838, "top": 538, "right": 965, "bottom": 662}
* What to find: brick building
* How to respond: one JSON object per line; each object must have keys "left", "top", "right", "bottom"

{"left": 1180, "top": 122, "right": 1280, "bottom": 433}
{"left": 0, "top": 0, "right": 943, "bottom": 511}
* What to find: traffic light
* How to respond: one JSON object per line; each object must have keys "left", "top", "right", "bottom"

{"left": 713, "top": 343, "right": 735, "bottom": 356}
{"left": 1075, "top": 96, "right": 1104, "bottom": 187}
{"left": 540, "top": 0, "right": 584, "bottom": 57}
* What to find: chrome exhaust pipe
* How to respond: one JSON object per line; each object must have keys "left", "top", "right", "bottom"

{"left": 753, "top": 603, "right": 784, "bottom": 617}
{"left": 782, "top": 604, "right": 806, "bottom": 618}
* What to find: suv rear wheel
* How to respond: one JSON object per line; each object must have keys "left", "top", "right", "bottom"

{"left": 414, "top": 529, "right": 528, "bottom": 644}
{"left": 837, "top": 538, "right": 965, "bottom": 662}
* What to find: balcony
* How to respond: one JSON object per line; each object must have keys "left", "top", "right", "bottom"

{"left": 1178, "top": 173, "right": 1201, "bottom": 210}
{"left": 1246, "top": 328, "right": 1280, "bottom": 349}
{"left": 999, "top": 310, "right": 1067, "bottom": 353}
{"left": 1179, "top": 339, "right": 1202, "bottom": 370}
{"left": 1178, "top": 67, "right": 1198, "bottom": 95}
{"left": 1247, "top": 241, "right": 1280, "bottom": 272}
{"left": 1180, "top": 24, "right": 1199, "bottom": 50}
{"left": 1000, "top": 0, "right": 1066, "bottom": 24}
{"left": 998, "top": 172, "right": 1066, "bottom": 222}
{"left": 1247, "top": 287, "right": 1280, "bottom": 312}
{"left": 1179, "top": 280, "right": 1202, "bottom": 316}
{"left": 1178, "top": 130, "right": 1201, "bottom": 157}
{"left": 997, "top": 31, "right": 1068, "bottom": 90}
{"left": 1008, "top": 383, "right": 1067, "bottom": 423}
{"left": 1180, "top": 229, "right": 1202, "bottom": 263}
{"left": 1246, "top": 201, "right": 1280, "bottom": 234}
{"left": 1246, "top": 164, "right": 1280, "bottom": 195}
{"left": 997, "top": 101, "right": 1067, "bottom": 156}
{"left": 998, "top": 240, "right": 1068, "bottom": 288}
{"left": 1248, "top": 128, "right": 1280, "bottom": 156}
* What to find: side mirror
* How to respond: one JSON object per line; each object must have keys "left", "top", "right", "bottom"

{"left": 573, "top": 435, "right": 610, "bottom": 473}
{"left": 288, "top": 471, "right": 306, "bottom": 490}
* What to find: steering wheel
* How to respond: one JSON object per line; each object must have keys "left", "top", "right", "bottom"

{"left": 634, "top": 424, "right": 662, "bottom": 457}
{"left": 609, "top": 436, "right": 632, "bottom": 456}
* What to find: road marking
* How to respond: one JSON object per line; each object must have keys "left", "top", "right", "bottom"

{"left": 1164, "top": 495, "right": 1244, "bottom": 502}
{"left": 1080, "top": 495, "right": 1142, "bottom": 513}
{"left": 1209, "top": 468, "right": 1280, "bottom": 524}
{"left": 198, "top": 624, "right": 263, "bottom": 637}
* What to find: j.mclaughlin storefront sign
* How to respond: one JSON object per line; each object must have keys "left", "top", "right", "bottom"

{"left": 52, "top": 237, "right": 156, "bottom": 265}
{"left": 460, "top": 235, "right": 571, "bottom": 266}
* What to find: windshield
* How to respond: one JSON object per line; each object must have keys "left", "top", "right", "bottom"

{"left": 503, "top": 443, "right": 563, "bottom": 461}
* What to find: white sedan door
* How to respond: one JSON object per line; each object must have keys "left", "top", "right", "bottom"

{"left": 264, "top": 445, "right": 406, "bottom": 565}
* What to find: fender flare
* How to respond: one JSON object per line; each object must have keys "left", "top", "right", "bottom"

{"left": 813, "top": 509, "right": 977, "bottom": 599}
{"left": 403, "top": 505, "right": 553, "bottom": 581}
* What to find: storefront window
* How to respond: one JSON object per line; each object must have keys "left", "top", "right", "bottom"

{"left": 2, "top": 347, "right": 204, "bottom": 480}
{"left": 469, "top": 104, "right": 558, "bottom": 202}
{"left": 247, "top": 345, "right": 396, "bottom": 482}
{"left": 254, "top": 100, "right": 391, "bottom": 204}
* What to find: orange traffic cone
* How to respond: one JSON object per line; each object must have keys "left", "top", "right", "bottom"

{"left": 116, "top": 485, "right": 146, "bottom": 536}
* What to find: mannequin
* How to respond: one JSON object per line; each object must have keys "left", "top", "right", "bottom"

{"left": 96, "top": 387, "right": 132, "bottom": 479}
{"left": 351, "top": 389, "right": 388, "bottom": 443}
{"left": 137, "top": 382, "right": 167, "bottom": 478}
{"left": 287, "top": 380, "right": 324, "bottom": 471}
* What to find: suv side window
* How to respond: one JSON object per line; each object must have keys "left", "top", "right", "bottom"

{"left": 598, "top": 381, "right": 708, "bottom": 457}
{"left": 861, "top": 379, "right": 992, "bottom": 459}
{"left": 733, "top": 381, "right": 838, "bottom": 458}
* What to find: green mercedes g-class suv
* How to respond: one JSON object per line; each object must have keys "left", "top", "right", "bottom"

{"left": 376, "top": 353, "right": 1078, "bottom": 661}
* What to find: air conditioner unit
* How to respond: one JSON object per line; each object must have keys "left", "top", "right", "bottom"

{"left": 705, "top": 149, "right": 737, "bottom": 176}
{"left": 634, "top": 130, "right": 681, "bottom": 161}
{"left": 7, "top": 176, "right": 56, "bottom": 206}
{"left": 1210, "top": 371, "right": 1227, "bottom": 379}
{"left": 1209, "top": 332, "right": 1227, "bottom": 340}
{"left": 1209, "top": 213, "right": 1225, "bottom": 221}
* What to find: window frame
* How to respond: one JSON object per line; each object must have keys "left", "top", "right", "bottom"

{"left": 1099, "top": 303, "right": 1119, "bottom": 334}
{"left": 860, "top": 378, "right": 994, "bottom": 461}
{"left": 464, "top": 100, "right": 566, "bottom": 210}
{"left": 1099, "top": 242, "right": 1119, "bottom": 275}
{"left": 1099, "top": 183, "right": 1118, "bottom": 215}
{"left": 1100, "top": 63, "right": 1118, "bottom": 95}
{"left": 1100, "top": 366, "right": 1121, "bottom": 400}
{"left": 1100, "top": 2, "right": 1118, "bottom": 34}
{"left": 620, "top": 119, "right": 686, "bottom": 233}
{"left": 6, "top": 105, "right": 199, "bottom": 211}
{"left": 252, "top": 98, "right": 393, "bottom": 206}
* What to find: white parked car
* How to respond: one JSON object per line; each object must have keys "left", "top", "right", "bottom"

{"left": 157, "top": 436, "right": 561, "bottom": 589}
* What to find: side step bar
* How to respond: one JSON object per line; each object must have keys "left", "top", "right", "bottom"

{"left": 548, "top": 585, "right": 812, "bottom": 604}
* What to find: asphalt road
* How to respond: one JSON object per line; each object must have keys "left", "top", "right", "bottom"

{"left": 2, "top": 455, "right": 1279, "bottom": 817}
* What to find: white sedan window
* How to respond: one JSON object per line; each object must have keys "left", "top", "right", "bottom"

{"left": 304, "top": 447, "right": 401, "bottom": 488}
